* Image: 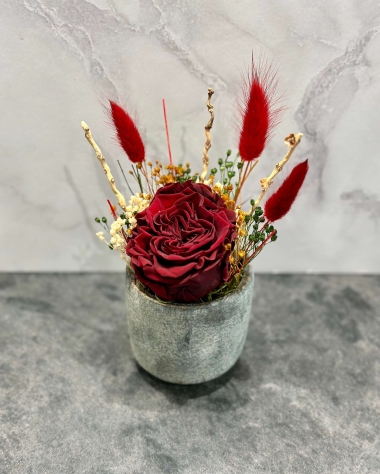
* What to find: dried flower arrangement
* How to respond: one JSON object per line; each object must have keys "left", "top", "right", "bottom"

{"left": 82, "top": 58, "right": 308, "bottom": 304}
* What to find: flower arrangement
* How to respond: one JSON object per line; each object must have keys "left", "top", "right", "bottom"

{"left": 82, "top": 58, "right": 308, "bottom": 304}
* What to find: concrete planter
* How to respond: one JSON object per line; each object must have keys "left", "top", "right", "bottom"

{"left": 125, "top": 266, "right": 254, "bottom": 384}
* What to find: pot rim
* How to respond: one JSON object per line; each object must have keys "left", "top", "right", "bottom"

{"left": 126, "top": 263, "right": 253, "bottom": 308}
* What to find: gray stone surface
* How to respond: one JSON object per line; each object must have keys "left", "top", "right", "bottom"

{"left": 126, "top": 267, "right": 254, "bottom": 384}
{"left": 0, "top": 273, "right": 379, "bottom": 473}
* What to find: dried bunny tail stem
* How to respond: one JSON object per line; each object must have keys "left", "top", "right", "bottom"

{"left": 108, "top": 101, "right": 145, "bottom": 164}
{"left": 264, "top": 160, "right": 309, "bottom": 222}
{"left": 238, "top": 55, "right": 285, "bottom": 162}
{"left": 81, "top": 121, "right": 127, "bottom": 212}
{"left": 200, "top": 88, "right": 214, "bottom": 183}
{"left": 250, "top": 132, "right": 303, "bottom": 213}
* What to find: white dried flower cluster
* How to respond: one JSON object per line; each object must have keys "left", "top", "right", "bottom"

{"left": 125, "top": 193, "right": 150, "bottom": 231}
{"left": 95, "top": 218, "right": 127, "bottom": 259}
{"left": 96, "top": 231, "right": 106, "bottom": 242}
{"left": 95, "top": 193, "right": 151, "bottom": 261}
{"left": 212, "top": 182, "right": 223, "bottom": 195}
{"left": 110, "top": 217, "right": 127, "bottom": 251}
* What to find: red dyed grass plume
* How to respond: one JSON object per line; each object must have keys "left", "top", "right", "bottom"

{"left": 109, "top": 101, "right": 145, "bottom": 163}
{"left": 264, "top": 160, "right": 309, "bottom": 222}
{"left": 238, "top": 55, "right": 285, "bottom": 162}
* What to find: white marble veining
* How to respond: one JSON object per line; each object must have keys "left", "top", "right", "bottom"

{"left": 1, "top": 0, "right": 379, "bottom": 272}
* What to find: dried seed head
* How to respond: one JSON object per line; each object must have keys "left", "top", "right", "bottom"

{"left": 285, "top": 133, "right": 296, "bottom": 146}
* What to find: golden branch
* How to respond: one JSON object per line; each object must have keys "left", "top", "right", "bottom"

{"left": 200, "top": 88, "right": 215, "bottom": 182}
{"left": 81, "top": 121, "right": 127, "bottom": 212}
{"left": 250, "top": 133, "right": 303, "bottom": 213}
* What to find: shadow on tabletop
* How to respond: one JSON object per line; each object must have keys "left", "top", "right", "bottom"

{"left": 134, "top": 357, "right": 251, "bottom": 401}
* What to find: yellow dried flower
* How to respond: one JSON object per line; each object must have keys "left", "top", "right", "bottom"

{"left": 159, "top": 174, "right": 175, "bottom": 185}
{"left": 212, "top": 183, "right": 223, "bottom": 195}
{"left": 224, "top": 199, "right": 235, "bottom": 210}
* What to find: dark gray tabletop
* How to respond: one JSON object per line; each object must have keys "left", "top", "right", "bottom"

{"left": 1, "top": 273, "right": 379, "bottom": 473}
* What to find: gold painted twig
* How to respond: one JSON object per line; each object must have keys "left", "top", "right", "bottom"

{"left": 81, "top": 121, "right": 127, "bottom": 212}
{"left": 250, "top": 133, "right": 303, "bottom": 213}
{"left": 200, "top": 88, "right": 214, "bottom": 182}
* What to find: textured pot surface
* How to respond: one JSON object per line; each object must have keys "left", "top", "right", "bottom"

{"left": 125, "top": 267, "right": 254, "bottom": 384}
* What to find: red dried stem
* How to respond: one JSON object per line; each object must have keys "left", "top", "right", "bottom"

{"left": 107, "top": 199, "right": 118, "bottom": 220}
{"left": 162, "top": 99, "right": 174, "bottom": 177}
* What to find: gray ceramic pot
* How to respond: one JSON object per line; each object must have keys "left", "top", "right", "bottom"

{"left": 125, "top": 266, "right": 254, "bottom": 384}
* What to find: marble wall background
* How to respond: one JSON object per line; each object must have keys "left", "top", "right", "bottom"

{"left": 1, "top": 0, "right": 379, "bottom": 272}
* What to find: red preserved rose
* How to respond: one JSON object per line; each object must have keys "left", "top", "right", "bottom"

{"left": 126, "top": 181, "right": 237, "bottom": 303}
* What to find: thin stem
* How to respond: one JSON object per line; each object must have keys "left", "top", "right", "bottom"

{"left": 162, "top": 99, "right": 174, "bottom": 177}
{"left": 132, "top": 165, "right": 144, "bottom": 193}
{"left": 146, "top": 161, "right": 155, "bottom": 195}
{"left": 233, "top": 162, "right": 244, "bottom": 202}
{"left": 140, "top": 161, "right": 153, "bottom": 195}
{"left": 117, "top": 160, "right": 134, "bottom": 195}
{"left": 162, "top": 99, "right": 174, "bottom": 178}
{"left": 244, "top": 230, "right": 276, "bottom": 267}
{"left": 97, "top": 221, "right": 108, "bottom": 233}
{"left": 234, "top": 161, "right": 248, "bottom": 202}
{"left": 235, "top": 160, "right": 258, "bottom": 204}
{"left": 259, "top": 220, "right": 268, "bottom": 232}
{"left": 230, "top": 229, "right": 276, "bottom": 280}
